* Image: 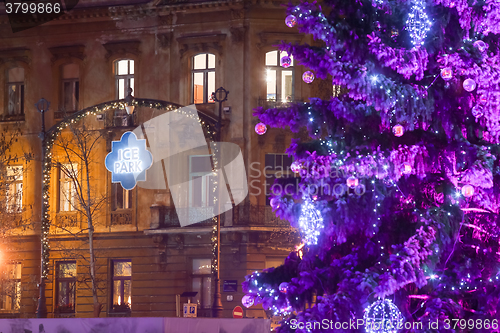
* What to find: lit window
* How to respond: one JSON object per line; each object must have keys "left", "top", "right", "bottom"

{"left": 192, "top": 258, "right": 212, "bottom": 309}
{"left": 265, "top": 153, "right": 296, "bottom": 205}
{"left": 265, "top": 257, "right": 285, "bottom": 269}
{"left": 0, "top": 263, "right": 21, "bottom": 311}
{"left": 61, "top": 64, "right": 79, "bottom": 112}
{"left": 6, "top": 67, "right": 25, "bottom": 116}
{"left": 265, "top": 51, "right": 294, "bottom": 102}
{"left": 6, "top": 166, "right": 23, "bottom": 213}
{"left": 192, "top": 53, "right": 215, "bottom": 104}
{"left": 189, "top": 155, "right": 214, "bottom": 208}
{"left": 56, "top": 262, "right": 76, "bottom": 313}
{"left": 112, "top": 183, "right": 132, "bottom": 210}
{"left": 115, "top": 60, "right": 134, "bottom": 99}
{"left": 112, "top": 260, "right": 132, "bottom": 312}
{"left": 59, "top": 163, "right": 78, "bottom": 212}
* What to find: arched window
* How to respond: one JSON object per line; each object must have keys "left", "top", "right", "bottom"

{"left": 265, "top": 50, "right": 294, "bottom": 102}
{"left": 6, "top": 67, "right": 25, "bottom": 116}
{"left": 192, "top": 53, "right": 215, "bottom": 104}
{"left": 60, "top": 63, "right": 79, "bottom": 112}
{"left": 114, "top": 59, "right": 134, "bottom": 99}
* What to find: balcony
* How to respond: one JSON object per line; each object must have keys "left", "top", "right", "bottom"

{"left": 111, "top": 210, "right": 133, "bottom": 226}
{"left": 164, "top": 206, "right": 221, "bottom": 228}
{"left": 234, "top": 204, "right": 290, "bottom": 227}
{"left": 150, "top": 205, "right": 289, "bottom": 229}
{"left": 258, "top": 98, "right": 303, "bottom": 110}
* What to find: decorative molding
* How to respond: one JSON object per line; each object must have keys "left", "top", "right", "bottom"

{"left": 259, "top": 32, "right": 304, "bottom": 46}
{"left": 156, "top": 33, "right": 171, "bottom": 50}
{"left": 173, "top": 234, "right": 184, "bottom": 250}
{"left": 177, "top": 34, "right": 226, "bottom": 57}
{"left": 111, "top": 210, "right": 133, "bottom": 225}
{"left": 230, "top": 26, "right": 245, "bottom": 44}
{"left": 103, "top": 41, "right": 141, "bottom": 60}
{"left": 231, "top": 8, "right": 244, "bottom": 19}
{"left": 0, "top": 48, "right": 31, "bottom": 66}
{"left": 48, "top": 45, "right": 85, "bottom": 63}
{"left": 55, "top": 213, "right": 77, "bottom": 229}
{"left": 159, "top": 14, "right": 173, "bottom": 26}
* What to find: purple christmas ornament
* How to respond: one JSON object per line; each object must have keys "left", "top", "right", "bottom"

{"left": 280, "top": 55, "right": 292, "bottom": 68}
{"left": 285, "top": 15, "right": 297, "bottom": 28}
{"left": 473, "top": 40, "right": 488, "bottom": 52}
{"left": 242, "top": 294, "right": 255, "bottom": 308}
{"left": 302, "top": 71, "right": 315, "bottom": 84}
{"left": 463, "top": 78, "right": 476, "bottom": 92}
{"left": 472, "top": 105, "right": 484, "bottom": 118}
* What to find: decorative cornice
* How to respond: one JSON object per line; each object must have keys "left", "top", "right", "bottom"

{"left": 259, "top": 32, "right": 304, "bottom": 46}
{"left": 0, "top": 48, "right": 31, "bottom": 66}
{"left": 48, "top": 45, "right": 85, "bottom": 63}
{"left": 177, "top": 33, "right": 226, "bottom": 57}
{"left": 103, "top": 40, "right": 141, "bottom": 60}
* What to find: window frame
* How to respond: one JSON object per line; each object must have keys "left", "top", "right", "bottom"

{"left": 191, "top": 53, "right": 215, "bottom": 104}
{"left": 61, "top": 78, "right": 79, "bottom": 112}
{"left": 58, "top": 163, "right": 78, "bottom": 212}
{"left": 0, "top": 262, "right": 21, "bottom": 312}
{"left": 55, "top": 261, "right": 76, "bottom": 313}
{"left": 191, "top": 258, "right": 212, "bottom": 309}
{"left": 188, "top": 155, "right": 214, "bottom": 209}
{"left": 111, "top": 183, "right": 132, "bottom": 211}
{"left": 114, "top": 59, "right": 134, "bottom": 100}
{"left": 264, "top": 153, "right": 296, "bottom": 205}
{"left": 265, "top": 50, "right": 295, "bottom": 103}
{"left": 111, "top": 260, "right": 132, "bottom": 313}
{"left": 5, "top": 66, "right": 25, "bottom": 117}
{"left": 5, "top": 165, "right": 23, "bottom": 213}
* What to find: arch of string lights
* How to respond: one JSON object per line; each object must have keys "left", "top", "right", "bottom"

{"left": 40, "top": 98, "right": 218, "bottom": 278}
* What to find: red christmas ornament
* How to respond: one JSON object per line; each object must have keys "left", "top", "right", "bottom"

{"left": 440, "top": 67, "right": 453, "bottom": 80}
{"left": 403, "top": 162, "right": 412, "bottom": 174}
{"left": 255, "top": 123, "right": 267, "bottom": 135}
{"left": 393, "top": 124, "right": 404, "bottom": 137}
{"left": 461, "top": 185, "right": 474, "bottom": 197}
{"left": 346, "top": 176, "right": 359, "bottom": 188}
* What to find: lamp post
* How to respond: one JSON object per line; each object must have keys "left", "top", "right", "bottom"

{"left": 210, "top": 87, "right": 229, "bottom": 318}
{"left": 35, "top": 98, "right": 50, "bottom": 318}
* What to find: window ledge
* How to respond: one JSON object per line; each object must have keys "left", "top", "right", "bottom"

{"left": 0, "top": 115, "right": 25, "bottom": 122}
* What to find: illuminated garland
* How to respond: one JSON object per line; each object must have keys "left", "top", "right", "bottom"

{"left": 40, "top": 99, "right": 217, "bottom": 279}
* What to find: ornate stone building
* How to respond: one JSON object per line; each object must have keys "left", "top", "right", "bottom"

{"left": 0, "top": 0, "right": 324, "bottom": 320}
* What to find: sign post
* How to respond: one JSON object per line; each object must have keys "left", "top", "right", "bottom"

{"left": 232, "top": 306, "right": 244, "bottom": 319}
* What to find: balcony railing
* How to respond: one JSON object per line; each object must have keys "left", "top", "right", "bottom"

{"left": 154, "top": 205, "right": 290, "bottom": 228}
{"left": 258, "top": 98, "right": 303, "bottom": 109}
{"left": 111, "top": 210, "right": 132, "bottom": 226}
{"left": 164, "top": 207, "right": 220, "bottom": 227}
{"left": 234, "top": 204, "right": 290, "bottom": 227}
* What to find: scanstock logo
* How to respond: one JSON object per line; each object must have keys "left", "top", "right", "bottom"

{"left": 129, "top": 105, "right": 248, "bottom": 227}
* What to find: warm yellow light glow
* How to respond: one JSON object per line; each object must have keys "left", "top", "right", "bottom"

{"left": 127, "top": 296, "right": 131, "bottom": 306}
{"left": 266, "top": 69, "right": 274, "bottom": 83}
{"left": 118, "top": 295, "right": 121, "bottom": 305}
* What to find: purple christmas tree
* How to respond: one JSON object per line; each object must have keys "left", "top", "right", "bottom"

{"left": 244, "top": 0, "right": 500, "bottom": 331}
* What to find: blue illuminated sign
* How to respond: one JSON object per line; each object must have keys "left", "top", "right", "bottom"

{"left": 105, "top": 131, "right": 153, "bottom": 190}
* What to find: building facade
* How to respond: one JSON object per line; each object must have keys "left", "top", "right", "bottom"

{"left": 0, "top": 0, "right": 328, "bottom": 319}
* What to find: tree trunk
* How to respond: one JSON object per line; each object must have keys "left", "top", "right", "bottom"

{"left": 93, "top": 302, "right": 102, "bottom": 317}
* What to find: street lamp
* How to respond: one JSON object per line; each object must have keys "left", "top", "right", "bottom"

{"left": 35, "top": 97, "right": 50, "bottom": 318}
{"left": 210, "top": 87, "right": 229, "bottom": 318}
